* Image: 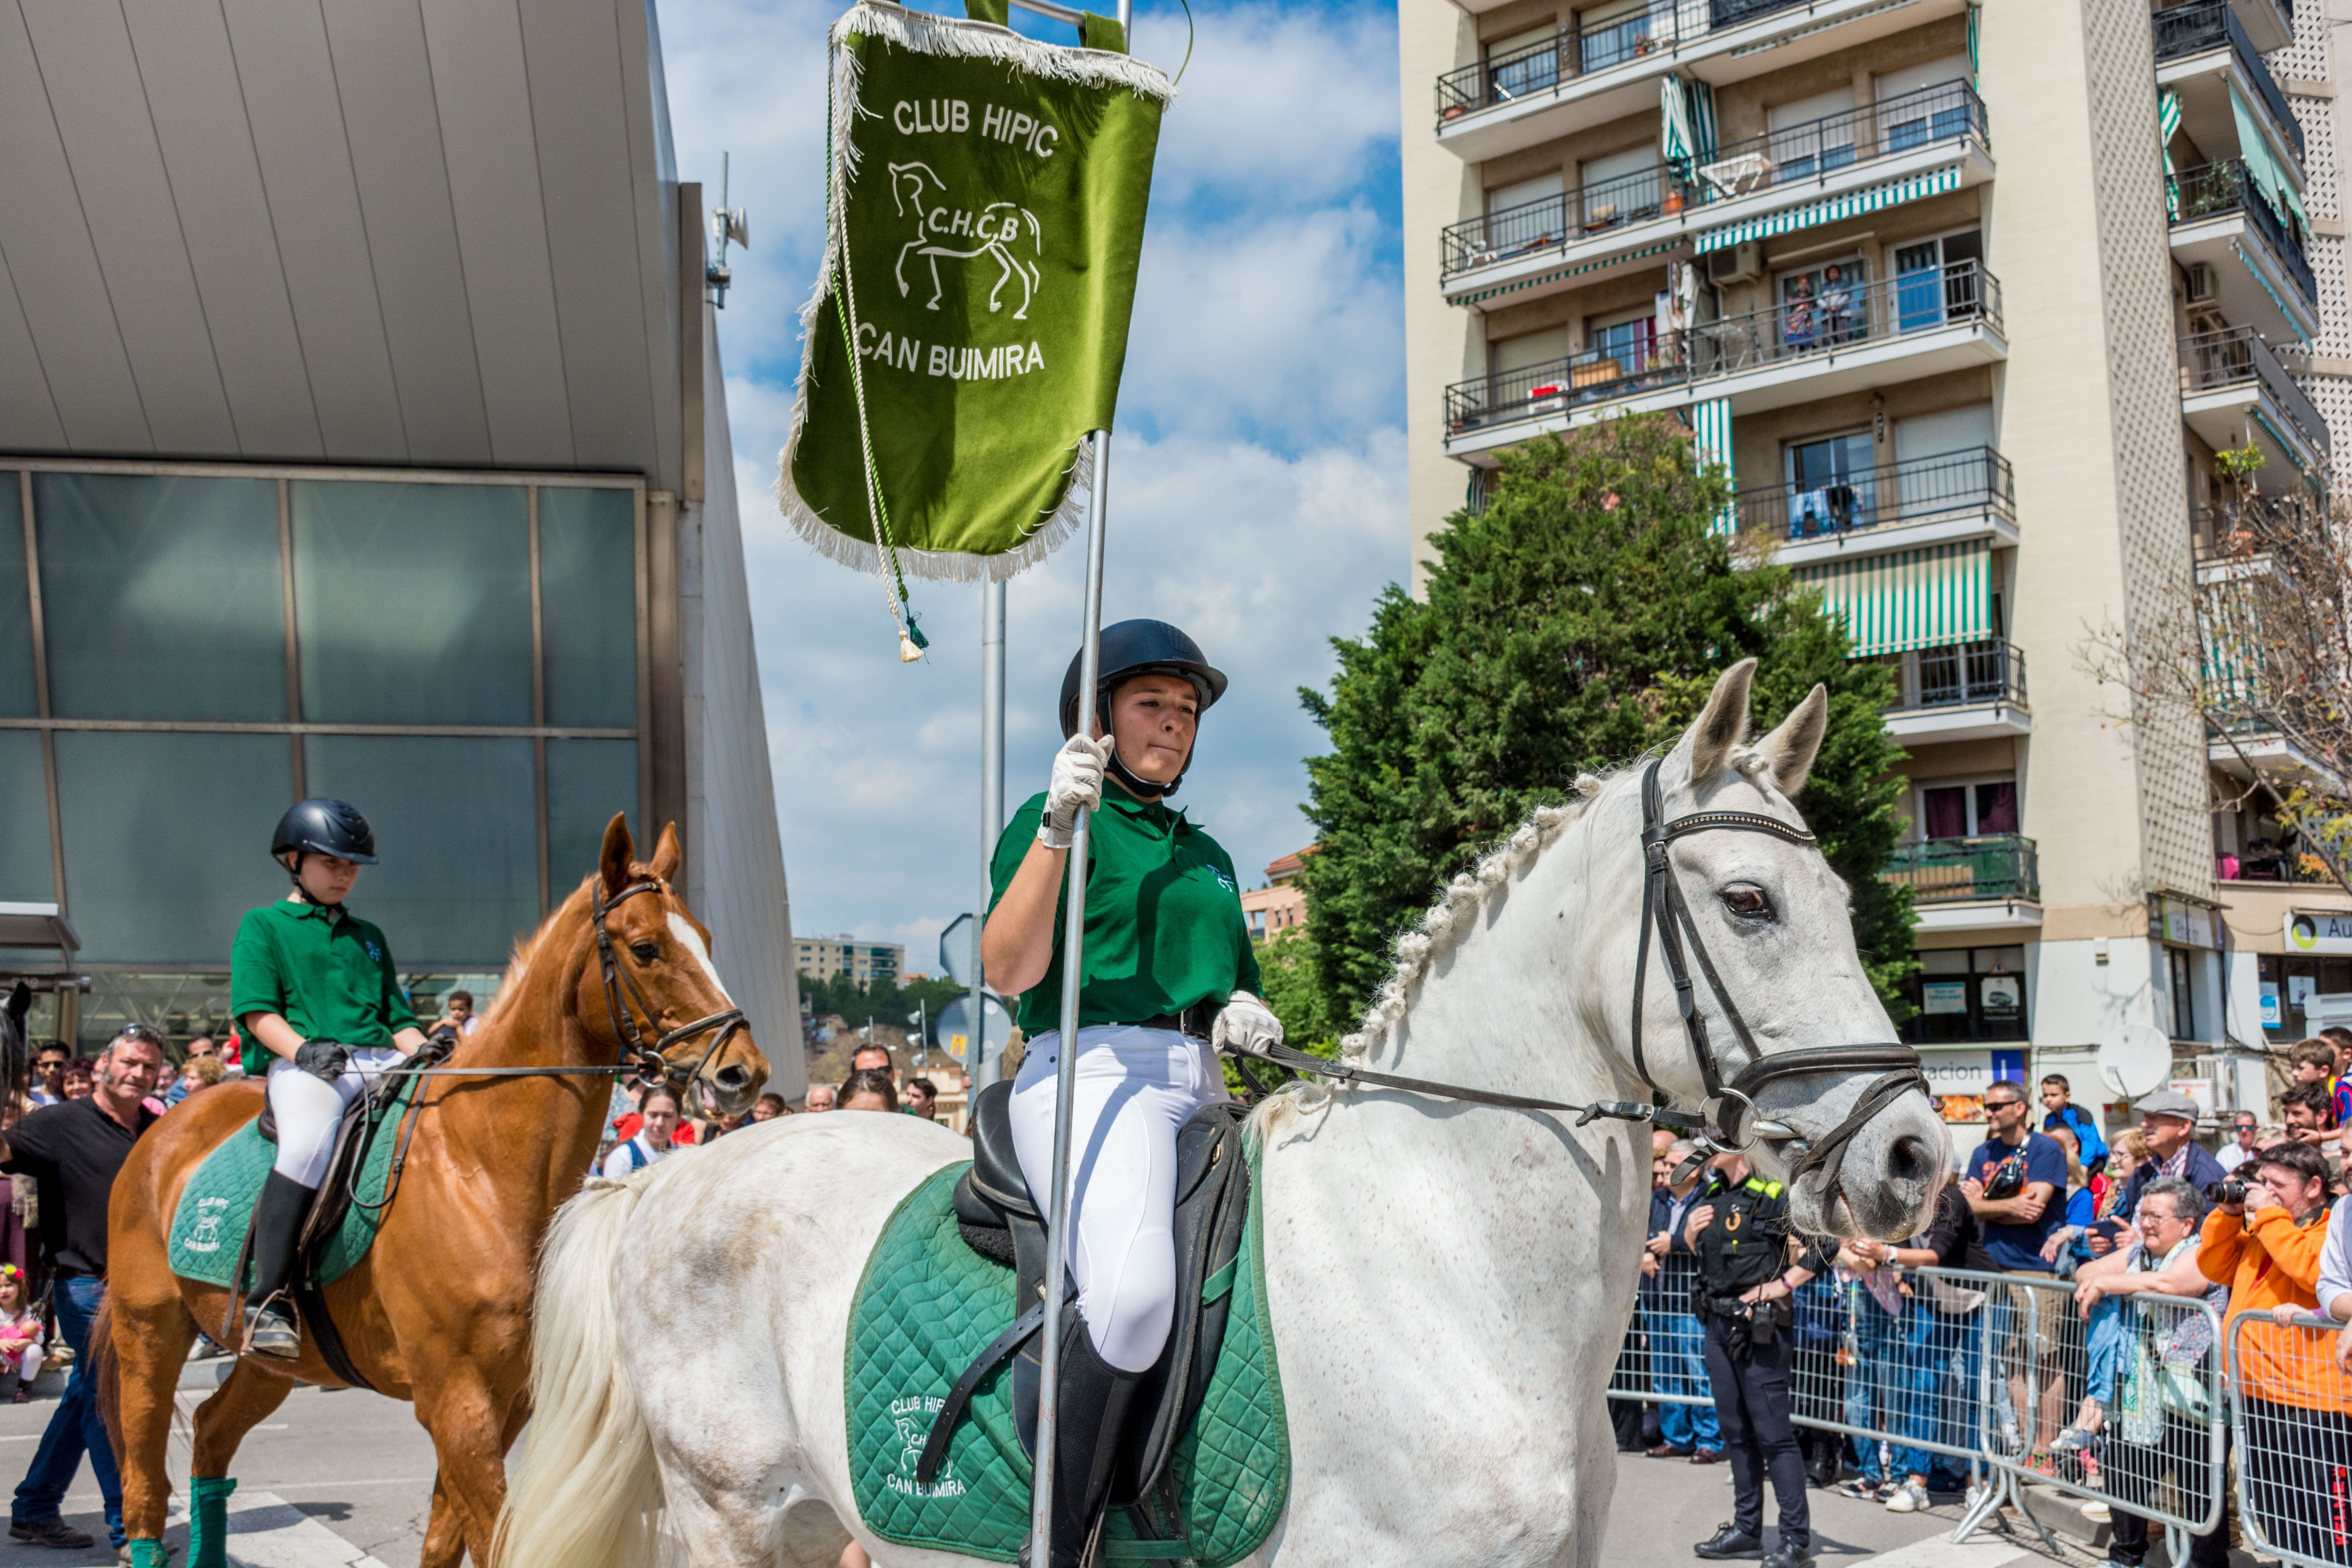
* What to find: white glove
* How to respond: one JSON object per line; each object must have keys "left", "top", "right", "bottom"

{"left": 1037, "top": 735, "right": 1111, "bottom": 849}
{"left": 1211, "top": 991, "right": 1284, "bottom": 1059}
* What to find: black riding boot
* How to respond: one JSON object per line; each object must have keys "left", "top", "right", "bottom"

{"left": 241, "top": 1172, "right": 312, "bottom": 1360}
{"left": 1018, "top": 1330, "right": 1145, "bottom": 1568}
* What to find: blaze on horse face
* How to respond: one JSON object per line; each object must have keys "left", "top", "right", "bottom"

{"left": 586, "top": 815, "right": 768, "bottom": 1118}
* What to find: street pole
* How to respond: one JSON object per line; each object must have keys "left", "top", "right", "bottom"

{"left": 972, "top": 575, "right": 1006, "bottom": 1094}
{"left": 1029, "top": 425, "right": 1112, "bottom": 1567}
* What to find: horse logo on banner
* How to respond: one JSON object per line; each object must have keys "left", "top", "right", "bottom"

{"left": 889, "top": 162, "right": 1043, "bottom": 319}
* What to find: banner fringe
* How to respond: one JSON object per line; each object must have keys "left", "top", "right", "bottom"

{"left": 775, "top": 2, "right": 1153, "bottom": 584}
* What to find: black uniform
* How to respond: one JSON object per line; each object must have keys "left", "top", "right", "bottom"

{"left": 1693, "top": 1174, "right": 1835, "bottom": 1559}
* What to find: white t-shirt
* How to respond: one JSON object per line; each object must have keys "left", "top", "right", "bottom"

{"left": 599, "top": 1133, "right": 671, "bottom": 1180}
{"left": 2217, "top": 1142, "right": 2258, "bottom": 1174}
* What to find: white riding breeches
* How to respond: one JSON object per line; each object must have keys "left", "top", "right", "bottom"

{"left": 264, "top": 1047, "right": 405, "bottom": 1188}
{"left": 1010, "top": 1024, "right": 1225, "bottom": 1374}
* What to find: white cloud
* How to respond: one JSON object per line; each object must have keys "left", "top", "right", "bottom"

{"left": 668, "top": 0, "right": 1411, "bottom": 939}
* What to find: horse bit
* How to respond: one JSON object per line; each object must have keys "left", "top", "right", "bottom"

{"left": 1232, "top": 756, "right": 1926, "bottom": 1203}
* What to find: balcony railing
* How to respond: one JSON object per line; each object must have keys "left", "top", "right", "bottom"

{"left": 1882, "top": 640, "right": 2029, "bottom": 713}
{"left": 1448, "top": 260, "right": 2003, "bottom": 436}
{"left": 2180, "top": 324, "right": 2330, "bottom": 456}
{"left": 2153, "top": 0, "right": 2304, "bottom": 160}
{"left": 1441, "top": 83, "right": 1989, "bottom": 281}
{"left": 1434, "top": 0, "right": 1810, "bottom": 123}
{"left": 2171, "top": 159, "right": 2316, "bottom": 303}
{"left": 1734, "top": 446, "right": 2014, "bottom": 544}
{"left": 1882, "top": 835, "right": 2041, "bottom": 905}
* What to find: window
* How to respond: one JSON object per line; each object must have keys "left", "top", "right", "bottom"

{"left": 1768, "top": 87, "right": 1857, "bottom": 182}
{"left": 1485, "top": 173, "right": 1566, "bottom": 256}
{"left": 1903, "top": 945, "right": 2029, "bottom": 1044}
{"left": 539, "top": 487, "right": 639, "bottom": 730}
{"left": 1783, "top": 431, "right": 1876, "bottom": 537}
{"left": 1919, "top": 779, "right": 2018, "bottom": 840}
{"left": 0, "top": 731, "right": 51, "bottom": 905}
{"left": 1493, "top": 326, "right": 1572, "bottom": 377}
{"left": 0, "top": 481, "right": 32, "bottom": 720}
{"left": 1577, "top": 0, "right": 1652, "bottom": 72}
{"left": 1893, "top": 403, "right": 1996, "bottom": 518}
{"left": 1588, "top": 309, "right": 1659, "bottom": 376}
{"left": 1875, "top": 56, "right": 1971, "bottom": 152}
{"left": 1893, "top": 230, "right": 1983, "bottom": 331}
{"left": 1579, "top": 145, "right": 1658, "bottom": 229}
{"left": 1487, "top": 24, "right": 1560, "bottom": 99}
{"left": 1779, "top": 258, "right": 1866, "bottom": 352}
{"left": 2168, "top": 948, "right": 2198, "bottom": 1040}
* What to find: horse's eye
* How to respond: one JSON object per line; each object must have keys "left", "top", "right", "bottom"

{"left": 1722, "top": 886, "right": 1773, "bottom": 920}
{"left": 630, "top": 941, "right": 660, "bottom": 963}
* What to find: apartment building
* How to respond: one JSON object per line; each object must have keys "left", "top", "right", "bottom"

{"left": 796, "top": 935, "right": 906, "bottom": 988}
{"left": 1399, "top": 0, "right": 2352, "bottom": 1120}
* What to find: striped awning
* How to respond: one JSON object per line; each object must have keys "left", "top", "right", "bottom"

{"left": 1688, "top": 398, "right": 1735, "bottom": 533}
{"left": 1452, "top": 239, "right": 1682, "bottom": 306}
{"left": 1694, "top": 166, "right": 1963, "bottom": 255}
{"left": 1794, "top": 538, "right": 1991, "bottom": 655}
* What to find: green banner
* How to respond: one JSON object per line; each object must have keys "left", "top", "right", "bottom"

{"left": 780, "top": 3, "right": 1171, "bottom": 613}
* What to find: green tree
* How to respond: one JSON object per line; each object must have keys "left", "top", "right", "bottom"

{"left": 1252, "top": 927, "right": 1339, "bottom": 1056}
{"left": 1296, "top": 414, "right": 1916, "bottom": 1036}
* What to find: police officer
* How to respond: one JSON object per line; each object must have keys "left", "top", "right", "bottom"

{"left": 229, "top": 799, "right": 427, "bottom": 1358}
{"left": 1685, "top": 1151, "right": 1837, "bottom": 1568}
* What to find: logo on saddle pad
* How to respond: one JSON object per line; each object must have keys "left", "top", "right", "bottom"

{"left": 183, "top": 1196, "right": 232, "bottom": 1255}
{"left": 888, "top": 162, "right": 1042, "bottom": 321}
{"left": 887, "top": 1394, "right": 967, "bottom": 1500}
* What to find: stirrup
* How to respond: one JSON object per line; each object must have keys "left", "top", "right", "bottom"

{"left": 241, "top": 1295, "right": 301, "bottom": 1361}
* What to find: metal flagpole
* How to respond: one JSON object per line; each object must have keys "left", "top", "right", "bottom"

{"left": 972, "top": 576, "right": 1006, "bottom": 1094}
{"left": 1029, "top": 426, "right": 1111, "bottom": 1565}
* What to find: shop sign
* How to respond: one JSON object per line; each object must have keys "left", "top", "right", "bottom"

{"left": 2152, "top": 897, "right": 2216, "bottom": 949}
{"left": 2287, "top": 910, "right": 2352, "bottom": 955}
{"left": 1922, "top": 981, "right": 1969, "bottom": 1015}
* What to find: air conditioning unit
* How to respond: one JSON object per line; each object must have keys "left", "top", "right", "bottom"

{"left": 1707, "top": 240, "right": 1763, "bottom": 287}
{"left": 2185, "top": 261, "right": 2219, "bottom": 305}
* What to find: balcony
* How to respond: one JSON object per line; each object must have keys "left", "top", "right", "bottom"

{"left": 1432, "top": 0, "right": 1973, "bottom": 162}
{"left": 1882, "top": 835, "right": 2042, "bottom": 929}
{"left": 2154, "top": 0, "right": 2304, "bottom": 167}
{"left": 1879, "top": 641, "right": 2032, "bottom": 744}
{"left": 1741, "top": 446, "right": 2016, "bottom": 566}
{"left": 2170, "top": 161, "right": 2318, "bottom": 343}
{"left": 2180, "top": 325, "right": 2328, "bottom": 473}
{"left": 1440, "top": 84, "right": 1993, "bottom": 307}
{"left": 1446, "top": 261, "right": 2005, "bottom": 459}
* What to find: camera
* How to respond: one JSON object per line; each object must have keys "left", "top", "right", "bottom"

{"left": 2206, "top": 1179, "right": 2248, "bottom": 1206}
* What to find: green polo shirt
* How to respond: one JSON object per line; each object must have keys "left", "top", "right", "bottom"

{"left": 988, "top": 784, "right": 1261, "bottom": 1037}
{"left": 229, "top": 899, "right": 417, "bottom": 1073}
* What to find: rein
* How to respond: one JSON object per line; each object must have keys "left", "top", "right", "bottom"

{"left": 1236, "top": 758, "right": 1926, "bottom": 1210}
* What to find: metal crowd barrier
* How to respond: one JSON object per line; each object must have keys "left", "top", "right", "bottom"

{"left": 1610, "top": 1263, "right": 2226, "bottom": 1550}
{"left": 2226, "top": 1310, "right": 2352, "bottom": 1568}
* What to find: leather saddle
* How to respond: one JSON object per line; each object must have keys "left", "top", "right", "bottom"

{"left": 920, "top": 1079, "right": 1254, "bottom": 1535}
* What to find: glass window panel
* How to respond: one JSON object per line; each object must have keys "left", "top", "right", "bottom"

{"left": 546, "top": 739, "right": 640, "bottom": 897}
{"left": 35, "top": 474, "right": 285, "bottom": 721}
{"left": 54, "top": 731, "right": 292, "bottom": 964}
{"left": 294, "top": 481, "right": 530, "bottom": 726}
{"left": 1922, "top": 786, "right": 1967, "bottom": 840}
{"left": 1918, "top": 949, "right": 1971, "bottom": 975}
{"left": 76, "top": 973, "right": 239, "bottom": 1056}
{"left": 1974, "top": 780, "right": 2019, "bottom": 834}
{"left": 303, "top": 735, "right": 535, "bottom": 967}
{"left": 538, "top": 488, "right": 638, "bottom": 730}
{"left": 0, "top": 477, "right": 33, "bottom": 719}
{"left": 0, "top": 731, "right": 53, "bottom": 903}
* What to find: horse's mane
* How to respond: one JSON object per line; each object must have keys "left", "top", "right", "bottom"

{"left": 1246, "top": 745, "right": 1777, "bottom": 1143}
{"left": 484, "top": 875, "right": 600, "bottom": 1022}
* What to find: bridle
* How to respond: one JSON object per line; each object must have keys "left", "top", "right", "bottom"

{"left": 591, "top": 876, "right": 751, "bottom": 1103}
{"left": 1629, "top": 756, "right": 1927, "bottom": 1202}
{"left": 1230, "top": 757, "right": 1928, "bottom": 1212}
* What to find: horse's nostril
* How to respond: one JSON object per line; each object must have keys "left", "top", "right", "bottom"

{"left": 714, "top": 1065, "right": 751, "bottom": 1091}
{"left": 1888, "top": 1134, "right": 1933, "bottom": 1185}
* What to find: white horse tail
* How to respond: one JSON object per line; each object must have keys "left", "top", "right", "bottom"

{"left": 493, "top": 1178, "right": 662, "bottom": 1568}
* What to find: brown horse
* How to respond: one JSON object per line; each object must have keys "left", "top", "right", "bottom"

{"left": 98, "top": 815, "right": 768, "bottom": 1568}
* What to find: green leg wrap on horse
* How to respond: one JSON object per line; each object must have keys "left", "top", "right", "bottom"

{"left": 125, "top": 1539, "right": 171, "bottom": 1568}
{"left": 189, "top": 1475, "right": 238, "bottom": 1568}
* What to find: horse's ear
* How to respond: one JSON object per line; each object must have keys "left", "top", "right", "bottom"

{"left": 4, "top": 983, "right": 26, "bottom": 1029}
{"left": 648, "top": 822, "right": 682, "bottom": 883}
{"left": 1680, "top": 658, "right": 1758, "bottom": 786}
{"left": 1753, "top": 684, "right": 1830, "bottom": 798}
{"left": 599, "top": 815, "right": 636, "bottom": 897}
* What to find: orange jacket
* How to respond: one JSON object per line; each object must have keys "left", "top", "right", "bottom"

{"left": 2200, "top": 1205, "right": 2333, "bottom": 1408}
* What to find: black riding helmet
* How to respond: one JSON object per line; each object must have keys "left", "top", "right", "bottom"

{"left": 271, "top": 799, "right": 379, "bottom": 867}
{"left": 1058, "top": 619, "right": 1227, "bottom": 798}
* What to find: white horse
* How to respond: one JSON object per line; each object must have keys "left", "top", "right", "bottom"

{"left": 494, "top": 660, "right": 1948, "bottom": 1568}
{"left": 888, "top": 162, "right": 1042, "bottom": 319}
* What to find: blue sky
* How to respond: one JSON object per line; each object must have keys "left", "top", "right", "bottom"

{"left": 662, "top": 0, "right": 1408, "bottom": 969}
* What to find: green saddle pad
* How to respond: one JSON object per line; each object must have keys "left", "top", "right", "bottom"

{"left": 846, "top": 1152, "right": 1289, "bottom": 1565}
{"left": 166, "top": 1076, "right": 421, "bottom": 1290}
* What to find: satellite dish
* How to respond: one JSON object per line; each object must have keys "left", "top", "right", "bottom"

{"left": 2098, "top": 1023, "right": 2173, "bottom": 1100}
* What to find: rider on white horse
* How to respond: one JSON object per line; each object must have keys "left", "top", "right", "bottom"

{"left": 980, "top": 619, "right": 1283, "bottom": 1568}
{"left": 228, "top": 799, "right": 428, "bottom": 1359}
